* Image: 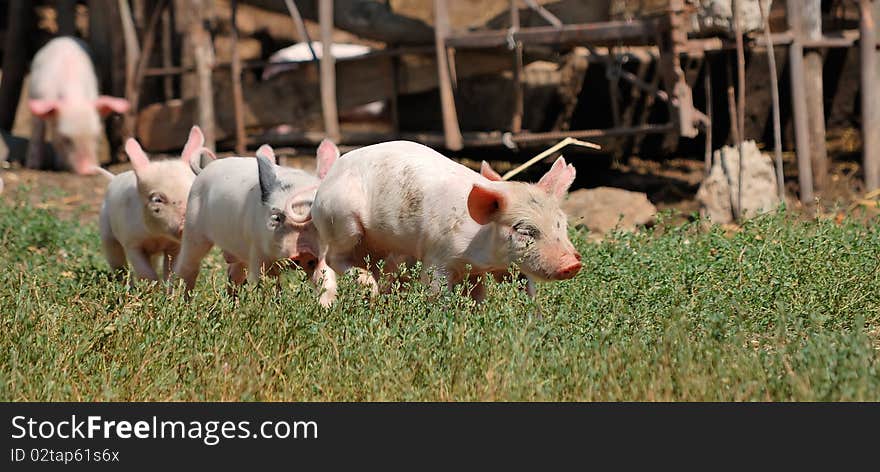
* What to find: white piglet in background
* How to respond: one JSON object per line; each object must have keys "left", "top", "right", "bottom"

{"left": 311, "top": 141, "right": 582, "bottom": 306}
{"left": 28, "top": 36, "right": 130, "bottom": 175}
{"left": 99, "top": 127, "right": 210, "bottom": 282}
{"left": 174, "top": 140, "right": 339, "bottom": 301}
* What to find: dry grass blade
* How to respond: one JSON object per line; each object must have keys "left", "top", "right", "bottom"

{"left": 501, "top": 137, "right": 600, "bottom": 181}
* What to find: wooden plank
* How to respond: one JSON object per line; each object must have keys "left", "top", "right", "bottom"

{"left": 861, "top": 0, "right": 880, "bottom": 191}
{"left": 319, "top": 0, "right": 341, "bottom": 142}
{"left": 434, "top": 0, "right": 463, "bottom": 150}
{"left": 787, "top": 1, "right": 815, "bottom": 203}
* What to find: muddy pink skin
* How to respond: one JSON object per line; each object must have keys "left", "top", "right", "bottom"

{"left": 27, "top": 37, "right": 129, "bottom": 175}
{"left": 311, "top": 140, "right": 582, "bottom": 306}
{"left": 99, "top": 127, "right": 209, "bottom": 282}
{"left": 173, "top": 140, "right": 339, "bottom": 300}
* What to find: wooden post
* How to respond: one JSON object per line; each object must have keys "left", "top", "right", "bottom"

{"left": 786, "top": 1, "right": 815, "bottom": 203}
{"left": 283, "top": 0, "right": 318, "bottom": 60}
{"left": 433, "top": 0, "right": 463, "bottom": 150}
{"left": 56, "top": 0, "right": 78, "bottom": 36}
{"left": 759, "top": 0, "right": 785, "bottom": 200}
{"left": 733, "top": 0, "right": 746, "bottom": 220}
{"left": 861, "top": 0, "right": 880, "bottom": 191}
{"left": 802, "top": 0, "right": 829, "bottom": 192}
{"left": 191, "top": 0, "right": 216, "bottom": 150}
{"left": 0, "top": 0, "right": 35, "bottom": 132}
{"left": 510, "top": 0, "right": 524, "bottom": 133}
{"left": 230, "top": 0, "right": 247, "bottom": 154}
{"left": 161, "top": 7, "right": 174, "bottom": 100}
{"left": 89, "top": 0, "right": 127, "bottom": 163}
{"left": 319, "top": 0, "right": 341, "bottom": 143}
{"left": 704, "top": 55, "right": 713, "bottom": 176}
{"left": 129, "top": 0, "right": 168, "bottom": 143}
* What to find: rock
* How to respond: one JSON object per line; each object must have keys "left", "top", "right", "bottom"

{"left": 562, "top": 187, "right": 657, "bottom": 235}
{"left": 696, "top": 140, "right": 780, "bottom": 224}
{"left": 689, "top": 0, "right": 770, "bottom": 36}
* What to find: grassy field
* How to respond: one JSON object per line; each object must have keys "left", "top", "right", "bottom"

{"left": 1, "top": 186, "right": 879, "bottom": 401}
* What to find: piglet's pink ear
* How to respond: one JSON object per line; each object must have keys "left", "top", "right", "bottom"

{"left": 467, "top": 183, "right": 506, "bottom": 225}
{"left": 29, "top": 99, "right": 59, "bottom": 119}
{"left": 180, "top": 126, "right": 205, "bottom": 164}
{"left": 480, "top": 161, "right": 503, "bottom": 181}
{"left": 95, "top": 96, "right": 130, "bottom": 117}
{"left": 256, "top": 144, "right": 276, "bottom": 164}
{"left": 124, "top": 138, "right": 151, "bottom": 175}
{"left": 536, "top": 156, "right": 576, "bottom": 200}
{"left": 316, "top": 139, "right": 339, "bottom": 179}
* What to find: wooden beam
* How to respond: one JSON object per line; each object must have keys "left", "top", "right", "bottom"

{"left": 434, "top": 0, "right": 463, "bottom": 151}
{"left": 239, "top": 0, "right": 434, "bottom": 45}
{"left": 861, "top": 0, "right": 880, "bottom": 191}
{"left": 230, "top": 0, "right": 247, "bottom": 154}
{"left": 445, "top": 19, "right": 664, "bottom": 49}
{"left": 319, "top": 0, "right": 340, "bottom": 142}
{"left": 786, "top": 1, "right": 815, "bottom": 203}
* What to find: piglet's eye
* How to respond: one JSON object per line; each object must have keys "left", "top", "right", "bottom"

{"left": 514, "top": 222, "right": 540, "bottom": 239}
{"left": 270, "top": 213, "right": 285, "bottom": 224}
{"left": 149, "top": 193, "right": 166, "bottom": 204}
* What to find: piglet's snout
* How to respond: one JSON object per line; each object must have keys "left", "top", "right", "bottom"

{"left": 555, "top": 252, "right": 582, "bottom": 280}
{"left": 291, "top": 252, "right": 318, "bottom": 270}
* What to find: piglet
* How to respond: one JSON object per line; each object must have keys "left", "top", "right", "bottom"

{"left": 28, "top": 37, "right": 130, "bottom": 175}
{"left": 311, "top": 141, "right": 582, "bottom": 306}
{"left": 174, "top": 140, "right": 339, "bottom": 302}
{"left": 99, "top": 126, "right": 209, "bottom": 281}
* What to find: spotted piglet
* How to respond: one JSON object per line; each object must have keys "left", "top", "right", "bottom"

{"left": 311, "top": 141, "right": 582, "bottom": 306}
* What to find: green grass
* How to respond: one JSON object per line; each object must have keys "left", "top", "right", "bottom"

{"left": 1, "top": 189, "right": 879, "bottom": 401}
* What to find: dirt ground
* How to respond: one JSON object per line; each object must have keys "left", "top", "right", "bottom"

{"left": 1, "top": 135, "right": 878, "bottom": 227}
